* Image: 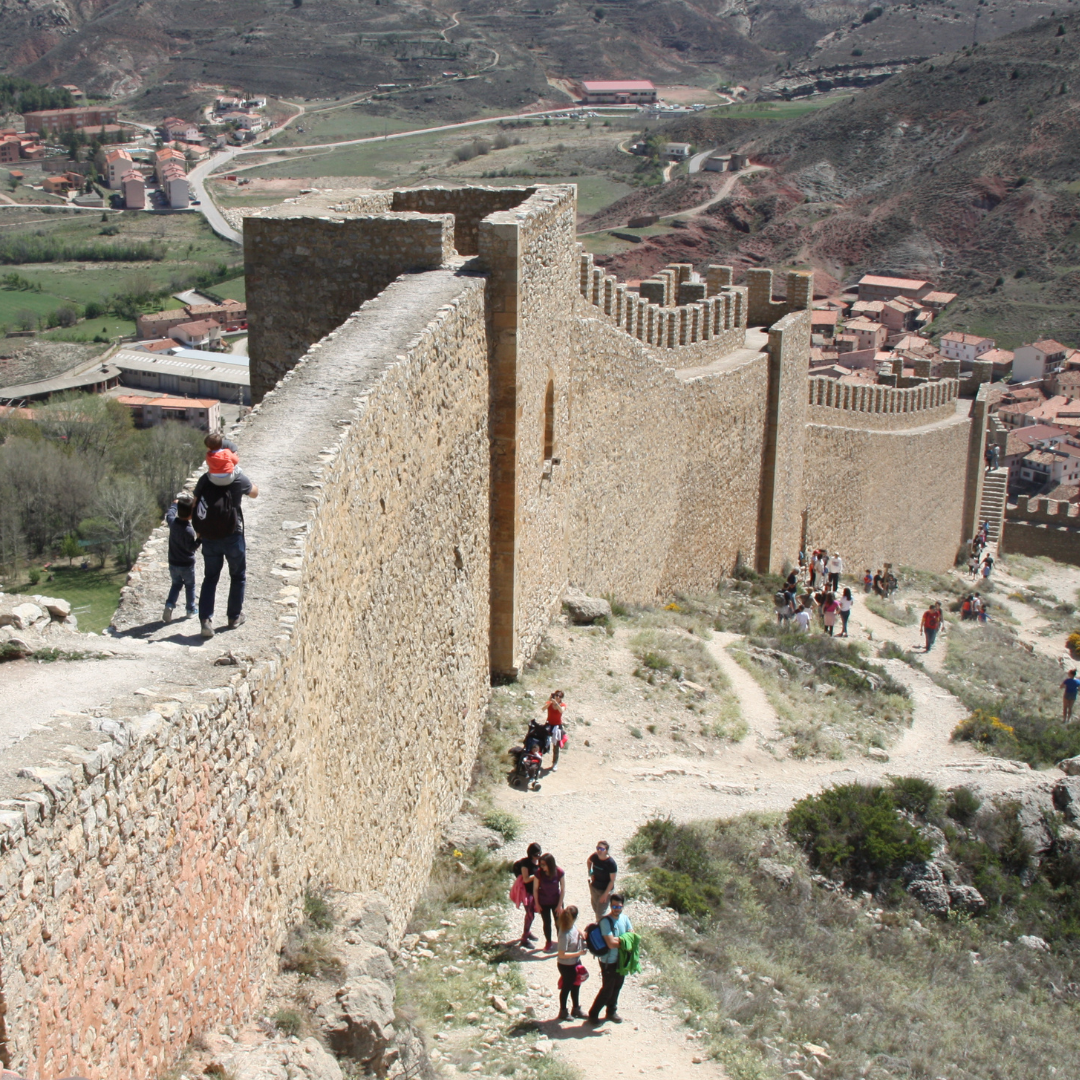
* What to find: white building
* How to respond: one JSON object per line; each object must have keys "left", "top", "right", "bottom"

{"left": 940, "top": 331, "right": 994, "bottom": 366}
{"left": 1012, "top": 339, "right": 1072, "bottom": 383}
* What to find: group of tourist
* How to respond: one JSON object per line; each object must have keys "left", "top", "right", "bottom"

{"left": 866, "top": 567, "right": 898, "bottom": 597}
{"left": 511, "top": 840, "right": 638, "bottom": 1025}
{"left": 775, "top": 573, "right": 853, "bottom": 636}
{"left": 163, "top": 433, "right": 258, "bottom": 640}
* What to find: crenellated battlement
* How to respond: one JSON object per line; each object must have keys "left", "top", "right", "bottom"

{"left": 1008, "top": 495, "right": 1080, "bottom": 525}
{"left": 807, "top": 374, "right": 960, "bottom": 429}
{"left": 577, "top": 252, "right": 748, "bottom": 358}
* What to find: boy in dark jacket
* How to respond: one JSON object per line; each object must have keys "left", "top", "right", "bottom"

{"left": 163, "top": 492, "right": 200, "bottom": 622}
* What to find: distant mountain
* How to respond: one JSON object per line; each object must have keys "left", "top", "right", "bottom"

{"left": 0, "top": 0, "right": 1063, "bottom": 103}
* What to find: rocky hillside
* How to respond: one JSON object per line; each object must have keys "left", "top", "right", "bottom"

{"left": 0, "top": 0, "right": 1063, "bottom": 102}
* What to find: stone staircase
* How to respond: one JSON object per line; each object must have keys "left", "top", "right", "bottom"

{"left": 976, "top": 467, "right": 1009, "bottom": 556}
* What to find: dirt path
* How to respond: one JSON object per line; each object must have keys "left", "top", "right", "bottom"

{"left": 490, "top": 574, "right": 1065, "bottom": 1078}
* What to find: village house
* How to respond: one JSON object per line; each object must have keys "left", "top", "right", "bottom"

{"left": 121, "top": 170, "right": 145, "bottom": 209}
{"left": 857, "top": 274, "right": 935, "bottom": 303}
{"left": 154, "top": 147, "right": 186, "bottom": 183}
{"left": 844, "top": 317, "right": 887, "bottom": 352}
{"left": 22, "top": 106, "right": 119, "bottom": 132}
{"left": 703, "top": 152, "right": 748, "bottom": 172}
{"left": 662, "top": 142, "right": 692, "bottom": 160}
{"left": 169, "top": 319, "right": 222, "bottom": 350}
{"left": 117, "top": 393, "right": 221, "bottom": 431}
{"left": 1013, "top": 339, "right": 1074, "bottom": 382}
{"left": 810, "top": 309, "right": 838, "bottom": 337}
{"left": 939, "top": 331, "right": 994, "bottom": 365}
{"left": 1047, "top": 369, "right": 1080, "bottom": 400}
{"left": 136, "top": 300, "right": 247, "bottom": 340}
{"left": 161, "top": 117, "right": 201, "bottom": 142}
{"left": 920, "top": 289, "right": 958, "bottom": 311}
{"left": 136, "top": 310, "right": 192, "bottom": 339}
{"left": 579, "top": 79, "right": 657, "bottom": 104}
{"left": 105, "top": 148, "right": 133, "bottom": 188}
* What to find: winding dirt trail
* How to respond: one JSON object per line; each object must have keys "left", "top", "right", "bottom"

{"left": 491, "top": 572, "right": 1064, "bottom": 1079}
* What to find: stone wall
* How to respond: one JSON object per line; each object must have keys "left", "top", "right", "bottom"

{"left": 0, "top": 271, "right": 491, "bottom": 1080}
{"left": 1002, "top": 496, "right": 1080, "bottom": 565}
{"left": 245, "top": 202, "right": 457, "bottom": 401}
{"left": 392, "top": 186, "right": 536, "bottom": 256}
{"left": 803, "top": 410, "right": 971, "bottom": 572}
{"left": 806, "top": 376, "right": 959, "bottom": 432}
{"left": 565, "top": 315, "right": 769, "bottom": 600}
{"left": 757, "top": 310, "right": 811, "bottom": 573}
{"left": 480, "top": 186, "right": 579, "bottom": 677}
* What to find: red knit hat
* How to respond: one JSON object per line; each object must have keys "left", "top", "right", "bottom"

{"left": 207, "top": 448, "right": 239, "bottom": 476}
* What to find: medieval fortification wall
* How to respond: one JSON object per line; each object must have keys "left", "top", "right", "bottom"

{"left": 0, "top": 184, "right": 980, "bottom": 1080}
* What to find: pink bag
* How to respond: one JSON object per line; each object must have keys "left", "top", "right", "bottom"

{"left": 510, "top": 876, "right": 528, "bottom": 908}
{"left": 574, "top": 962, "right": 590, "bottom": 985}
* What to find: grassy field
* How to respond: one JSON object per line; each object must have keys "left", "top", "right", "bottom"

{"left": 715, "top": 95, "right": 853, "bottom": 120}
{"left": 213, "top": 276, "right": 246, "bottom": 302}
{"left": 4, "top": 564, "right": 126, "bottom": 634}
{"left": 265, "top": 107, "right": 433, "bottom": 148}
{"left": 0, "top": 212, "right": 241, "bottom": 338}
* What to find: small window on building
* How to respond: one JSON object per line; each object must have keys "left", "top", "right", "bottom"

{"left": 543, "top": 379, "right": 555, "bottom": 462}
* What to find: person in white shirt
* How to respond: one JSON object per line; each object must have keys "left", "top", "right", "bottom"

{"left": 837, "top": 587, "right": 853, "bottom": 637}
{"left": 827, "top": 552, "right": 843, "bottom": 592}
{"left": 793, "top": 607, "right": 811, "bottom": 633}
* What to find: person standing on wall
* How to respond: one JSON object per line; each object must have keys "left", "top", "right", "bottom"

{"left": 512, "top": 842, "right": 543, "bottom": 947}
{"left": 587, "top": 894, "right": 633, "bottom": 1025}
{"left": 534, "top": 852, "right": 566, "bottom": 953}
{"left": 544, "top": 690, "right": 566, "bottom": 772}
{"left": 921, "top": 601, "right": 943, "bottom": 652}
{"left": 193, "top": 456, "right": 258, "bottom": 639}
{"left": 587, "top": 840, "right": 618, "bottom": 920}
{"left": 827, "top": 552, "right": 843, "bottom": 592}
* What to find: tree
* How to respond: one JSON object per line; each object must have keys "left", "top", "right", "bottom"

{"left": 94, "top": 476, "right": 156, "bottom": 567}
{"left": 37, "top": 392, "right": 134, "bottom": 465}
{"left": 78, "top": 516, "right": 114, "bottom": 568}
{"left": 137, "top": 422, "right": 204, "bottom": 511}
{"left": 60, "top": 533, "right": 81, "bottom": 565}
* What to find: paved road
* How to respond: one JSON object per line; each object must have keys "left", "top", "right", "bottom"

{"left": 688, "top": 147, "right": 715, "bottom": 173}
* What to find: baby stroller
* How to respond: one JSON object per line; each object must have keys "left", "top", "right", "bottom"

{"left": 508, "top": 719, "right": 547, "bottom": 791}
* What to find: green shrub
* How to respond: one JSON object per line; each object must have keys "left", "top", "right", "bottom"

{"left": 646, "top": 867, "right": 722, "bottom": 918}
{"left": 281, "top": 931, "right": 343, "bottom": 978}
{"left": 946, "top": 785, "right": 981, "bottom": 824}
{"left": 482, "top": 809, "right": 521, "bottom": 842}
{"left": 303, "top": 889, "right": 333, "bottom": 930}
{"left": 888, "top": 775, "right": 941, "bottom": 818}
{"left": 273, "top": 1008, "right": 305, "bottom": 1037}
{"left": 786, "top": 783, "right": 932, "bottom": 890}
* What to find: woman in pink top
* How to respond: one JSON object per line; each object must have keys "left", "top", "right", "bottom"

{"left": 822, "top": 593, "right": 840, "bottom": 637}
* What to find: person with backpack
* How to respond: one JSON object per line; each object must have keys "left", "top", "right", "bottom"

{"left": 921, "top": 601, "right": 942, "bottom": 652}
{"left": 587, "top": 894, "right": 633, "bottom": 1025}
{"left": 162, "top": 492, "right": 200, "bottom": 623}
{"left": 586, "top": 840, "right": 617, "bottom": 920}
{"left": 192, "top": 454, "right": 258, "bottom": 639}
{"left": 512, "top": 842, "right": 542, "bottom": 948}
{"left": 533, "top": 852, "right": 565, "bottom": 952}
{"left": 555, "top": 906, "right": 587, "bottom": 1021}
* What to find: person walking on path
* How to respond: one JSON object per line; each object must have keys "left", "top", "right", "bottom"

{"left": 543, "top": 690, "right": 565, "bottom": 772}
{"left": 586, "top": 840, "right": 618, "bottom": 920}
{"left": 863, "top": 569, "right": 873, "bottom": 594}
{"left": 534, "top": 852, "right": 566, "bottom": 952}
{"left": 587, "top": 894, "right": 633, "bottom": 1025}
{"left": 838, "top": 588, "right": 853, "bottom": 637}
{"left": 921, "top": 602, "right": 943, "bottom": 652}
{"left": 193, "top": 458, "right": 258, "bottom": 639}
{"left": 513, "top": 842, "right": 542, "bottom": 947}
{"left": 1062, "top": 669, "right": 1080, "bottom": 722}
{"left": 162, "top": 493, "right": 200, "bottom": 622}
{"left": 827, "top": 552, "right": 843, "bottom": 592}
{"left": 555, "top": 906, "right": 587, "bottom": 1021}
{"left": 822, "top": 593, "right": 839, "bottom": 636}
{"left": 982, "top": 554, "right": 994, "bottom": 580}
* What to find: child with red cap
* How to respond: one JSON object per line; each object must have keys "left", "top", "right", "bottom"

{"left": 205, "top": 432, "right": 245, "bottom": 487}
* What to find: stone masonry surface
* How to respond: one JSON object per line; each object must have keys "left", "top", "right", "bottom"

{"left": 0, "top": 183, "right": 982, "bottom": 1078}
{"left": 0, "top": 270, "right": 490, "bottom": 1080}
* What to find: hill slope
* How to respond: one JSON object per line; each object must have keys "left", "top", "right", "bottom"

{"left": 0, "top": 0, "right": 1065, "bottom": 102}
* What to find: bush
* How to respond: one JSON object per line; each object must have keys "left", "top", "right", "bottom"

{"left": 947, "top": 785, "right": 981, "bottom": 825}
{"left": 952, "top": 708, "right": 1020, "bottom": 756}
{"left": 786, "top": 783, "right": 932, "bottom": 890}
{"left": 888, "top": 775, "right": 940, "bottom": 818}
{"left": 646, "top": 867, "right": 722, "bottom": 918}
{"left": 273, "top": 1008, "right": 305, "bottom": 1036}
{"left": 303, "top": 889, "right": 334, "bottom": 930}
{"left": 482, "top": 809, "right": 521, "bottom": 842}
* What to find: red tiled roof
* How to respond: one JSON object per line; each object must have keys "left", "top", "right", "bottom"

{"left": 581, "top": 80, "right": 656, "bottom": 91}
{"left": 941, "top": 331, "right": 993, "bottom": 345}
{"left": 859, "top": 274, "right": 930, "bottom": 290}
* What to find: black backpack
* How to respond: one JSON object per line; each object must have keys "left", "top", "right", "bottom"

{"left": 195, "top": 482, "right": 239, "bottom": 540}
